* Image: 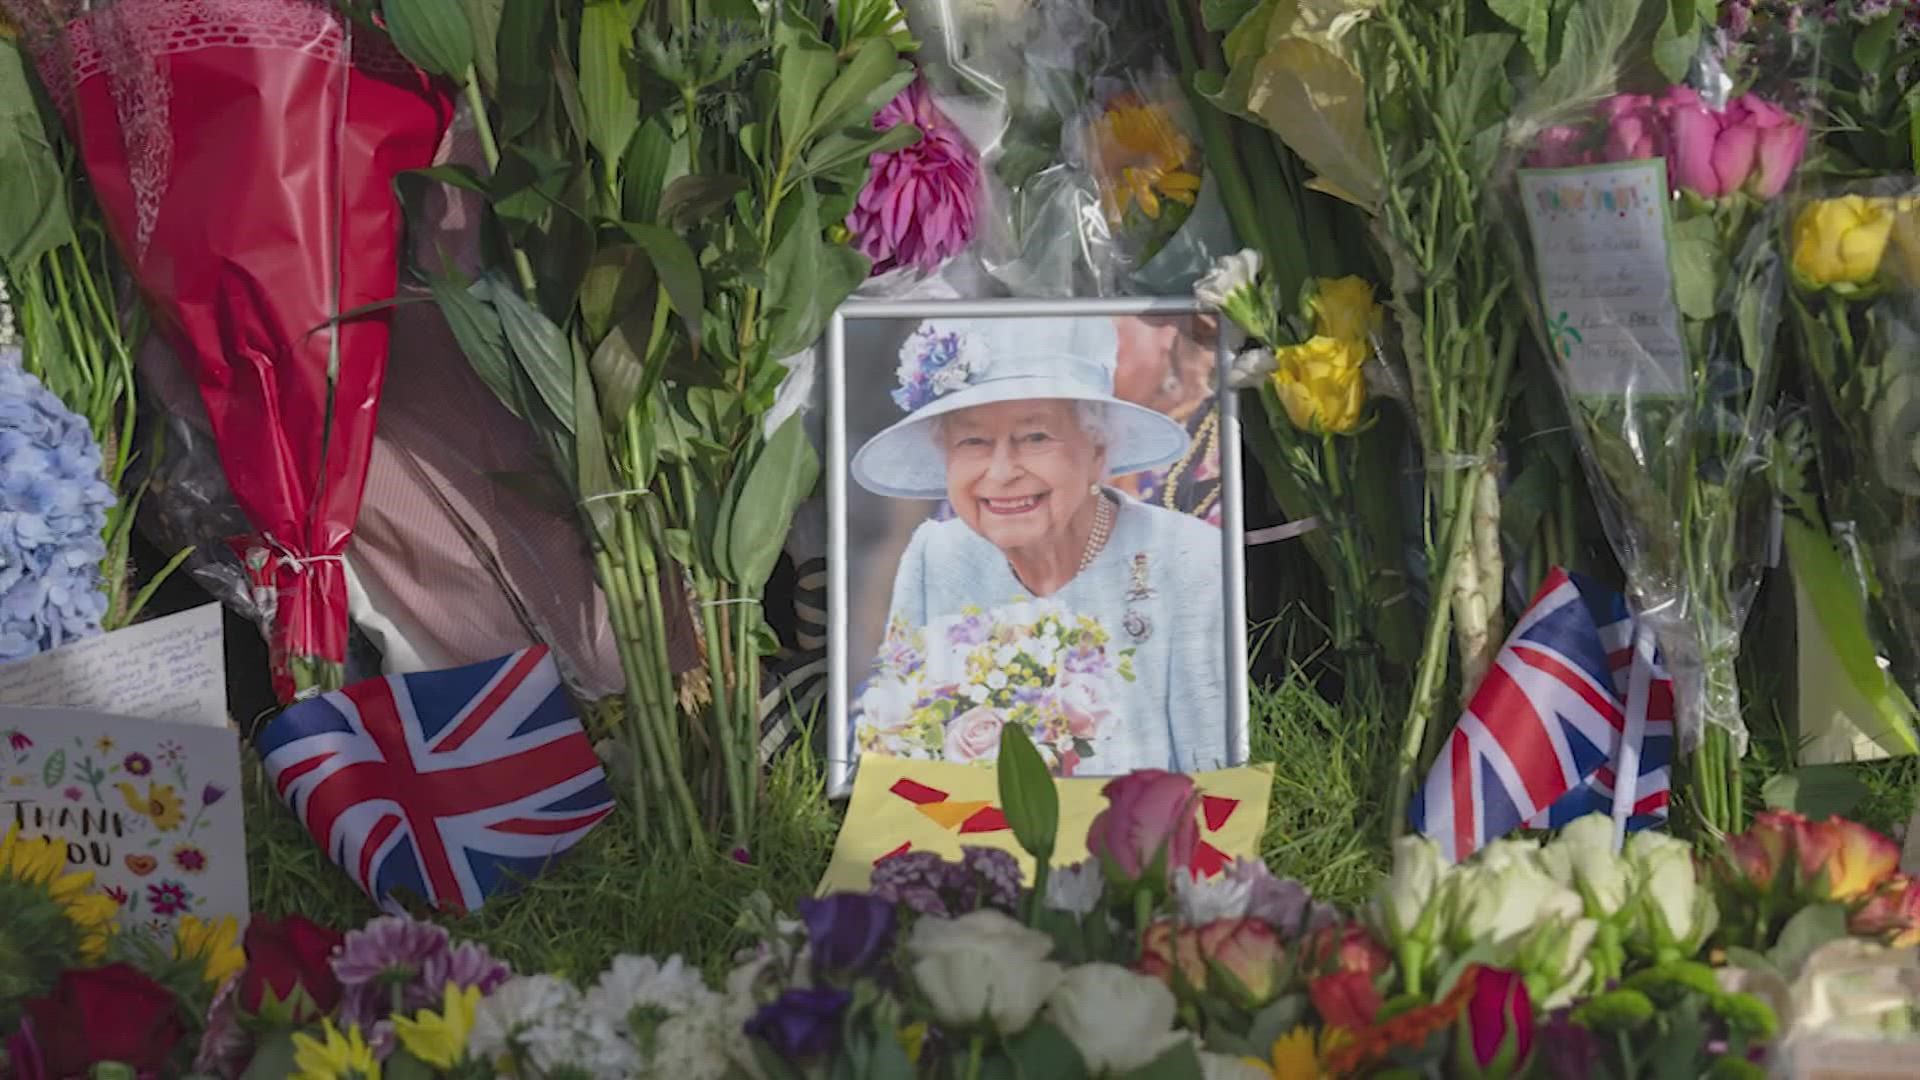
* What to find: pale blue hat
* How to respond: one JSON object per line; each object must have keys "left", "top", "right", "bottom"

{"left": 851, "top": 317, "right": 1191, "bottom": 500}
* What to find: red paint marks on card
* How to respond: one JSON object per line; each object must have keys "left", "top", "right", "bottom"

{"left": 890, "top": 778, "right": 949, "bottom": 805}
{"left": 874, "top": 842, "right": 912, "bottom": 865}
{"left": 1202, "top": 795, "right": 1238, "bottom": 832}
{"left": 958, "top": 807, "right": 1010, "bottom": 834}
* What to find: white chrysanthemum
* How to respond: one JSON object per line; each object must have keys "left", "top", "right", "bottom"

{"left": 468, "top": 974, "right": 579, "bottom": 1058}
{"left": 1175, "top": 869, "right": 1252, "bottom": 925}
{"left": 1043, "top": 861, "right": 1106, "bottom": 917}
{"left": 520, "top": 1011, "right": 638, "bottom": 1079}
{"left": 585, "top": 954, "right": 718, "bottom": 1025}
{"left": 650, "top": 1012, "right": 732, "bottom": 1080}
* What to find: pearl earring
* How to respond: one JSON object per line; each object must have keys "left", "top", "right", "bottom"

{"left": 1089, "top": 483, "right": 1101, "bottom": 496}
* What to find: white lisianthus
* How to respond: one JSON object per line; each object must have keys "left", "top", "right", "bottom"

{"left": 1380, "top": 835, "right": 1445, "bottom": 943}
{"left": 1226, "top": 346, "right": 1278, "bottom": 390}
{"left": 909, "top": 910, "right": 1064, "bottom": 1035}
{"left": 1046, "top": 964, "right": 1186, "bottom": 1075}
{"left": 1045, "top": 861, "right": 1107, "bottom": 917}
{"left": 1194, "top": 249, "right": 1263, "bottom": 310}
{"left": 1627, "top": 831, "right": 1717, "bottom": 956}
{"left": 1538, "top": 814, "right": 1633, "bottom": 916}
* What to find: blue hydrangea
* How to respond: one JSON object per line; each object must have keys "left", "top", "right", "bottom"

{"left": 0, "top": 352, "right": 114, "bottom": 661}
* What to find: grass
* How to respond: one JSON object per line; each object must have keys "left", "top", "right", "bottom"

{"left": 247, "top": 671, "right": 1393, "bottom": 974}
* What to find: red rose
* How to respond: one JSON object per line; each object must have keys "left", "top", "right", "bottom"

{"left": 238, "top": 914, "right": 344, "bottom": 1022}
{"left": 1309, "top": 970, "right": 1384, "bottom": 1032}
{"left": 24, "top": 964, "right": 186, "bottom": 1076}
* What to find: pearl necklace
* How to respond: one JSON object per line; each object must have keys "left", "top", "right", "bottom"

{"left": 1079, "top": 492, "right": 1115, "bottom": 572}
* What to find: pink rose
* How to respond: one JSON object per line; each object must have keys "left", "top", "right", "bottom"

{"left": 1659, "top": 85, "right": 1731, "bottom": 197}
{"left": 1055, "top": 676, "right": 1109, "bottom": 740}
{"left": 943, "top": 706, "right": 1006, "bottom": 763}
{"left": 1087, "top": 770, "right": 1201, "bottom": 891}
{"left": 1199, "top": 918, "right": 1289, "bottom": 1008}
{"left": 1729, "top": 93, "right": 1807, "bottom": 198}
{"left": 1598, "top": 93, "right": 1662, "bottom": 162}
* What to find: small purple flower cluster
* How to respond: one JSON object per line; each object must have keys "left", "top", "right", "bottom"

{"left": 889, "top": 327, "right": 970, "bottom": 413}
{"left": 333, "top": 913, "right": 511, "bottom": 1042}
{"left": 868, "top": 847, "right": 1023, "bottom": 917}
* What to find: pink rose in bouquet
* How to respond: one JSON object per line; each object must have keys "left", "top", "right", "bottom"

{"left": 1592, "top": 87, "right": 1808, "bottom": 200}
{"left": 1797, "top": 815, "right": 1899, "bottom": 902}
{"left": 1198, "top": 918, "right": 1289, "bottom": 1008}
{"left": 1849, "top": 874, "right": 1920, "bottom": 946}
{"left": 1088, "top": 770, "right": 1201, "bottom": 890}
{"left": 944, "top": 706, "right": 1007, "bottom": 763}
{"left": 1600, "top": 93, "right": 1664, "bottom": 162}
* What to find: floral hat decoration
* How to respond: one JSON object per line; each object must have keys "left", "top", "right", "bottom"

{"left": 851, "top": 317, "right": 1191, "bottom": 500}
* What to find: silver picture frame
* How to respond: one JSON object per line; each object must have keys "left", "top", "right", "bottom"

{"left": 825, "top": 296, "right": 1251, "bottom": 798}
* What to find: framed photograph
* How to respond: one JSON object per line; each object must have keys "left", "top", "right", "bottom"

{"left": 826, "top": 297, "right": 1250, "bottom": 797}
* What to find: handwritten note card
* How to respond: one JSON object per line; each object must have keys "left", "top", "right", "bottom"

{"left": 1, "top": 705, "right": 247, "bottom": 939}
{"left": 1519, "top": 160, "right": 1689, "bottom": 397}
{"left": 0, "top": 604, "right": 227, "bottom": 727}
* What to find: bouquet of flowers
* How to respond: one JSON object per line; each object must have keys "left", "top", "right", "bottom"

{"left": 1512, "top": 79, "right": 1808, "bottom": 834}
{"left": 854, "top": 600, "right": 1136, "bottom": 776}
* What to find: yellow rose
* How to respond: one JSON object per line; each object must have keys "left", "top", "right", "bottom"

{"left": 1792, "top": 196, "right": 1894, "bottom": 290}
{"left": 1270, "top": 335, "right": 1368, "bottom": 435}
{"left": 1309, "top": 276, "right": 1382, "bottom": 343}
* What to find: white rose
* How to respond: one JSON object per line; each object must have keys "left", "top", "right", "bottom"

{"left": 1194, "top": 249, "right": 1262, "bottom": 310}
{"left": 909, "top": 911, "right": 1063, "bottom": 1035}
{"left": 1627, "top": 831, "right": 1716, "bottom": 953}
{"left": 1046, "top": 964, "right": 1185, "bottom": 1075}
{"left": 1447, "top": 861, "right": 1582, "bottom": 953}
{"left": 1516, "top": 916, "right": 1600, "bottom": 1010}
{"left": 1380, "top": 835, "right": 1444, "bottom": 942}
{"left": 1538, "top": 814, "right": 1632, "bottom": 915}
{"left": 943, "top": 706, "right": 1007, "bottom": 763}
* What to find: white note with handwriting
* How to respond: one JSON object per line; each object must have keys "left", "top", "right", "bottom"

{"left": 1519, "top": 160, "right": 1688, "bottom": 398}
{"left": 0, "top": 604, "right": 227, "bottom": 727}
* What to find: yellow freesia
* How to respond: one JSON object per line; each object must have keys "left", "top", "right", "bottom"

{"left": 897, "top": 1021, "right": 928, "bottom": 1065}
{"left": 117, "top": 782, "right": 185, "bottom": 831}
{"left": 392, "top": 983, "right": 481, "bottom": 1069}
{"left": 1095, "top": 96, "right": 1202, "bottom": 224}
{"left": 292, "top": 1020, "right": 381, "bottom": 1080}
{"left": 1, "top": 824, "right": 117, "bottom": 960}
{"left": 1792, "top": 195, "right": 1894, "bottom": 290}
{"left": 1310, "top": 275, "right": 1382, "bottom": 343}
{"left": 1270, "top": 336, "right": 1368, "bottom": 435}
{"left": 174, "top": 915, "right": 246, "bottom": 987}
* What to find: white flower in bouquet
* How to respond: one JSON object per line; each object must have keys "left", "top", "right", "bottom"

{"left": 1446, "top": 858, "right": 1582, "bottom": 954}
{"left": 1379, "top": 835, "right": 1446, "bottom": 944}
{"left": 1046, "top": 963, "right": 1186, "bottom": 1075}
{"left": 1045, "top": 860, "right": 1107, "bottom": 917}
{"left": 1194, "top": 249, "right": 1262, "bottom": 311}
{"left": 469, "top": 974, "right": 578, "bottom": 1059}
{"left": 1226, "top": 346, "right": 1277, "bottom": 390}
{"left": 1176, "top": 867, "right": 1254, "bottom": 925}
{"left": 909, "top": 910, "right": 1064, "bottom": 1034}
{"left": 1537, "top": 814, "right": 1633, "bottom": 916}
{"left": 0, "top": 276, "right": 14, "bottom": 350}
{"left": 1513, "top": 916, "right": 1600, "bottom": 1010}
{"left": 583, "top": 954, "right": 728, "bottom": 1077}
{"left": 1626, "top": 831, "right": 1718, "bottom": 957}
{"left": 1201, "top": 1048, "right": 1274, "bottom": 1080}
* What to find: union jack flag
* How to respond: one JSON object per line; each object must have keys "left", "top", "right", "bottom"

{"left": 257, "top": 647, "right": 613, "bottom": 912}
{"left": 1410, "top": 569, "right": 1673, "bottom": 863}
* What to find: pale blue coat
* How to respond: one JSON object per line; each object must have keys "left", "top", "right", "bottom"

{"left": 873, "top": 491, "right": 1230, "bottom": 774}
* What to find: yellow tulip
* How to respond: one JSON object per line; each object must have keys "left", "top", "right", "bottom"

{"left": 1270, "top": 336, "right": 1368, "bottom": 435}
{"left": 1792, "top": 195, "right": 1894, "bottom": 290}
{"left": 1310, "top": 276, "right": 1382, "bottom": 343}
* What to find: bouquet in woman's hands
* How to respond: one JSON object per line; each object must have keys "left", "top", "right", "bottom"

{"left": 854, "top": 601, "right": 1135, "bottom": 776}
{"left": 1514, "top": 85, "right": 1807, "bottom": 832}
{"left": 1781, "top": 185, "right": 1920, "bottom": 761}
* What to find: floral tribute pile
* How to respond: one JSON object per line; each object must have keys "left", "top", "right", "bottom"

{"left": 8, "top": 730, "right": 1920, "bottom": 1078}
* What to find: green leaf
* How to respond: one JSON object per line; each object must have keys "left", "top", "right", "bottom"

{"left": 1653, "top": 8, "right": 1700, "bottom": 86}
{"left": 551, "top": 39, "right": 591, "bottom": 153}
{"left": 1116, "top": 1042, "right": 1206, "bottom": 1080}
{"left": 589, "top": 307, "right": 650, "bottom": 425}
{"left": 1768, "top": 903, "right": 1849, "bottom": 978}
{"left": 578, "top": 1, "right": 641, "bottom": 167}
{"left": 572, "top": 336, "right": 618, "bottom": 547}
{"left": 997, "top": 725, "right": 1059, "bottom": 863}
{"left": 723, "top": 415, "right": 819, "bottom": 586}
{"left": 382, "top": 0, "right": 475, "bottom": 79}
{"left": 983, "top": 1022, "right": 1088, "bottom": 1080}
{"left": 238, "top": 1033, "right": 299, "bottom": 1080}
{"left": 1487, "top": 0, "right": 1551, "bottom": 71}
{"left": 1200, "top": 0, "right": 1261, "bottom": 32}
{"left": 1534, "top": 0, "right": 1651, "bottom": 115}
{"left": 810, "top": 38, "right": 904, "bottom": 137}
{"left": 490, "top": 144, "right": 575, "bottom": 233}
{"left": 430, "top": 275, "right": 522, "bottom": 418}
{"left": 1669, "top": 212, "right": 1724, "bottom": 322}
{"left": 1857, "top": 12, "right": 1900, "bottom": 75}
{"left": 1442, "top": 34, "right": 1515, "bottom": 135}
{"left": 465, "top": 0, "right": 505, "bottom": 92}
{"left": 803, "top": 122, "right": 921, "bottom": 179}
{"left": 1761, "top": 765, "right": 1870, "bottom": 820}
{"left": 622, "top": 116, "right": 678, "bottom": 225}
{"left": 483, "top": 279, "right": 577, "bottom": 435}
{"left": 404, "top": 163, "right": 489, "bottom": 194}
{"left": 763, "top": 186, "right": 871, "bottom": 357}
{"left": 1783, "top": 516, "right": 1920, "bottom": 757}
{"left": 616, "top": 222, "right": 706, "bottom": 356}
{"left": 578, "top": 243, "right": 651, "bottom": 344}
{"left": 41, "top": 749, "right": 65, "bottom": 787}
{"left": 773, "top": 11, "right": 836, "bottom": 146}
{"left": 495, "top": 0, "right": 553, "bottom": 139}
{"left": 658, "top": 174, "right": 747, "bottom": 229}
{"left": 0, "top": 41, "right": 73, "bottom": 267}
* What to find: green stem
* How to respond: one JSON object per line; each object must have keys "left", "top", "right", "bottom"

{"left": 963, "top": 1035, "right": 985, "bottom": 1080}
{"left": 460, "top": 72, "right": 539, "bottom": 299}
{"left": 1389, "top": 479, "right": 1478, "bottom": 838}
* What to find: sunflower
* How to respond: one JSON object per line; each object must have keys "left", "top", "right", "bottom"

{"left": 174, "top": 914, "right": 246, "bottom": 987}
{"left": 1093, "top": 94, "right": 1202, "bottom": 225}
{"left": 0, "top": 824, "right": 117, "bottom": 960}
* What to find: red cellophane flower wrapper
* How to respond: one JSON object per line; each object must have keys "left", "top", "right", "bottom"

{"left": 6, "top": 0, "right": 451, "bottom": 699}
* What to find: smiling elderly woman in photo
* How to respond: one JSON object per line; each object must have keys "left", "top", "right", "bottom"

{"left": 850, "top": 317, "right": 1228, "bottom": 776}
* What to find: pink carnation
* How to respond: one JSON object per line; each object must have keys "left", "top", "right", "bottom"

{"left": 847, "top": 78, "right": 980, "bottom": 275}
